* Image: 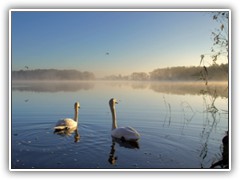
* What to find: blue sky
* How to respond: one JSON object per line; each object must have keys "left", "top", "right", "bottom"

{"left": 11, "top": 10, "right": 221, "bottom": 77}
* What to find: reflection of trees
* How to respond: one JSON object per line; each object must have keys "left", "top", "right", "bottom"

{"left": 199, "top": 107, "right": 219, "bottom": 168}
{"left": 158, "top": 82, "right": 228, "bottom": 168}
{"left": 180, "top": 101, "right": 195, "bottom": 133}
{"left": 104, "top": 81, "right": 149, "bottom": 90}
{"left": 150, "top": 82, "right": 228, "bottom": 98}
{"left": 131, "top": 82, "right": 149, "bottom": 89}
{"left": 105, "top": 81, "right": 228, "bottom": 98}
{"left": 162, "top": 96, "right": 172, "bottom": 127}
{"left": 12, "top": 81, "right": 95, "bottom": 92}
{"left": 198, "top": 88, "right": 228, "bottom": 168}
{"left": 104, "top": 81, "right": 130, "bottom": 89}
{"left": 108, "top": 138, "right": 139, "bottom": 165}
{"left": 12, "top": 81, "right": 228, "bottom": 98}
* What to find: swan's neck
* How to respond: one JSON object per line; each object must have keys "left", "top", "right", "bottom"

{"left": 74, "top": 108, "right": 79, "bottom": 123}
{"left": 110, "top": 106, "right": 117, "bottom": 130}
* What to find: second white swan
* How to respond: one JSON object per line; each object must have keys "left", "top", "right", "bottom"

{"left": 109, "top": 98, "right": 140, "bottom": 142}
{"left": 54, "top": 102, "right": 80, "bottom": 130}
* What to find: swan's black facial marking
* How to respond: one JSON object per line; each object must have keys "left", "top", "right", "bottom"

{"left": 109, "top": 98, "right": 118, "bottom": 107}
{"left": 74, "top": 102, "right": 80, "bottom": 109}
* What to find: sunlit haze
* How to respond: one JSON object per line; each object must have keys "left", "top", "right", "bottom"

{"left": 11, "top": 10, "right": 222, "bottom": 78}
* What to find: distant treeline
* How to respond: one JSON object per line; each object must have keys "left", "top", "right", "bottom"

{"left": 12, "top": 69, "right": 95, "bottom": 80}
{"left": 104, "top": 63, "right": 228, "bottom": 81}
{"left": 12, "top": 64, "right": 228, "bottom": 81}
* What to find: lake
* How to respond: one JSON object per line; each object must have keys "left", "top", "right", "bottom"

{"left": 11, "top": 81, "right": 229, "bottom": 170}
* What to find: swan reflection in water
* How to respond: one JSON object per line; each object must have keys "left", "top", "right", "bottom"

{"left": 109, "top": 98, "right": 140, "bottom": 141}
{"left": 108, "top": 138, "right": 139, "bottom": 165}
{"left": 54, "top": 102, "right": 80, "bottom": 143}
{"left": 54, "top": 128, "right": 80, "bottom": 143}
{"left": 108, "top": 98, "right": 140, "bottom": 165}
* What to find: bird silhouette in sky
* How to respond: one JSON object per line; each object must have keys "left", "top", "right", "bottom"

{"left": 25, "top": 66, "right": 29, "bottom": 69}
{"left": 105, "top": 52, "right": 110, "bottom": 55}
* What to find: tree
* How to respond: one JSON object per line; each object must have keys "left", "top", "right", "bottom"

{"left": 200, "top": 11, "right": 229, "bottom": 85}
{"left": 131, "top": 72, "right": 149, "bottom": 81}
{"left": 198, "top": 12, "right": 229, "bottom": 168}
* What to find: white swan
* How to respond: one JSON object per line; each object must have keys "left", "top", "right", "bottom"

{"left": 54, "top": 102, "right": 80, "bottom": 130}
{"left": 109, "top": 98, "right": 140, "bottom": 142}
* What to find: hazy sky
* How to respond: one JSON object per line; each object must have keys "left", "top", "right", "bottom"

{"left": 11, "top": 10, "right": 221, "bottom": 77}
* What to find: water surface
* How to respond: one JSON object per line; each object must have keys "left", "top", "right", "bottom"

{"left": 11, "top": 81, "right": 229, "bottom": 169}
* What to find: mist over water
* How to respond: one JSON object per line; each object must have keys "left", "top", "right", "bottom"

{"left": 11, "top": 81, "right": 228, "bottom": 169}
{"left": 12, "top": 80, "right": 228, "bottom": 98}
{"left": 10, "top": 10, "right": 230, "bottom": 170}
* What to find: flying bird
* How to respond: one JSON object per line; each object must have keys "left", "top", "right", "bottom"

{"left": 105, "top": 52, "right": 110, "bottom": 55}
{"left": 25, "top": 66, "right": 29, "bottom": 69}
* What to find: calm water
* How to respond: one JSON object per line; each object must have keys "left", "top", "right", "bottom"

{"left": 11, "top": 81, "right": 229, "bottom": 169}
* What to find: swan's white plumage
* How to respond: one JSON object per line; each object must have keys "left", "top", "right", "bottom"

{"left": 54, "top": 102, "right": 80, "bottom": 130}
{"left": 54, "top": 118, "right": 77, "bottom": 130}
{"left": 111, "top": 127, "right": 140, "bottom": 141}
{"left": 109, "top": 98, "right": 140, "bottom": 141}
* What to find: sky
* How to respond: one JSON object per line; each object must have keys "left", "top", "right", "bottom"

{"left": 11, "top": 10, "right": 226, "bottom": 77}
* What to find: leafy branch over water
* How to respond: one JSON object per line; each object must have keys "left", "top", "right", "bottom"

{"left": 200, "top": 11, "right": 229, "bottom": 86}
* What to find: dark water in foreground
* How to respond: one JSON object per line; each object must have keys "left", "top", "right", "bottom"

{"left": 11, "top": 81, "right": 229, "bottom": 169}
